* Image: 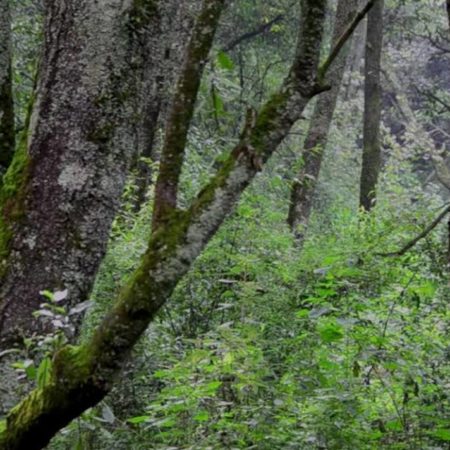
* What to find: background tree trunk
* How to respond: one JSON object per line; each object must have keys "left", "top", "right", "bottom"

{"left": 132, "top": 0, "right": 201, "bottom": 212}
{"left": 0, "top": 0, "right": 15, "bottom": 173}
{"left": 359, "top": 0, "right": 384, "bottom": 211}
{"left": 287, "top": 0, "right": 358, "bottom": 242}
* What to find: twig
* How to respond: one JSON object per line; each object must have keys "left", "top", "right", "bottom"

{"left": 318, "top": 0, "right": 377, "bottom": 81}
{"left": 222, "top": 15, "right": 284, "bottom": 53}
{"left": 379, "top": 205, "right": 450, "bottom": 257}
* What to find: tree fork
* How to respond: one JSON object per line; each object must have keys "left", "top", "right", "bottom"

{"left": 0, "top": 0, "right": 365, "bottom": 446}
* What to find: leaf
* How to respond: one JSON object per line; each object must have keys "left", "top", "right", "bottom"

{"left": 127, "top": 415, "right": 150, "bottom": 424}
{"left": 432, "top": 429, "right": 450, "bottom": 441}
{"left": 194, "top": 411, "right": 210, "bottom": 422}
{"left": 69, "top": 300, "right": 93, "bottom": 315}
{"left": 317, "top": 319, "right": 344, "bottom": 343}
{"left": 53, "top": 289, "right": 69, "bottom": 302}
{"left": 205, "top": 381, "right": 222, "bottom": 394}
{"left": 37, "top": 357, "right": 52, "bottom": 389}
{"left": 296, "top": 309, "right": 310, "bottom": 319}
{"left": 216, "top": 51, "right": 234, "bottom": 70}
{"left": 39, "top": 290, "right": 54, "bottom": 301}
{"left": 101, "top": 404, "right": 115, "bottom": 424}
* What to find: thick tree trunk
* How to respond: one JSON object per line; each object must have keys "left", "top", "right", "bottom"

{"left": 359, "top": 0, "right": 384, "bottom": 211}
{"left": 0, "top": 0, "right": 15, "bottom": 173}
{"left": 0, "top": 1, "right": 159, "bottom": 346}
{"left": 0, "top": 1, "right": 334, "bottom": 447}
{"left": 287, "top": 0, "right": 358, "bottom": 242}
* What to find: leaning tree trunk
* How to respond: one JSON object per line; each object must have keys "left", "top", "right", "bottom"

{"left": 287, "top": 0, "right": 358, "bottom": 242}
{"left": 0, "top": 0, "right": 15, "bottom": 173}
{"left": 359, "top": 0, "right": 384, "bottom": 211}
{"left": 0, "top": 0, "right": 376, "bottom": 447}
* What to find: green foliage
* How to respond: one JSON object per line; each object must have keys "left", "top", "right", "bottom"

{"left": 44, "top": 1, "right": 450, "bottom": 448}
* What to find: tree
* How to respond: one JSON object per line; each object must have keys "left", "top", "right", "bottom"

{"left": 0, "top": 0, "right": 178, "bottom": 348}
{"left": 0, "top": 0, "right": 375, "bottom": 446}
{"left": 287, "top": 0, "right": 358, "bottom": 242}
{"left": 0, "top": 0, "right": 332, "bottom": 446}
{"left": 359, "top": 0, "right": 384, "bottom": 211}
{"left": 0, "top": 0, "right": 14, "bottom": 173}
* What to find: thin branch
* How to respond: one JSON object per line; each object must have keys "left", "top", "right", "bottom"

{"left": 152, "top": 0, "right": 226, "bottom": 231}
{"left": 379, "top": 205, "right": 450, "bottom": 257}
{"left": 318, "top": 0, "right": 377, "bottom": 81}
{"left": 222, "top": 14, "right": 284, "bottom": 53}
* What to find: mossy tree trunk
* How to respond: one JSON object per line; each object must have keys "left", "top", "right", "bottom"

{"left": 0, "top": 1, "right": 162, "bottom": 352}
{"left": 359, "top": 0, "right": 384, "bottom": 211}
{"left": 0, "top": 0, "right": 15, "bottom": 173}
{"left": 0, "top": 1, "right": 338, "bottom": 447}
{"left": 287, "top": 0, "right": 358, "bottom": 242}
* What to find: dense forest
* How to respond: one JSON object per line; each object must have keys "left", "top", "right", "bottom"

{"left": 0, "top": 0, "right": 449, "bottom": 448}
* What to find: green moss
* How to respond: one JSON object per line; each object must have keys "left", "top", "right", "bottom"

{"left": 52, "top": 345, "right": 92, "bottom": 386}
{"left": 250, "top": 90, "right": 290, "bottom": 153}
{"left": 0, "top": 134, "right": 30, "bottom": 271}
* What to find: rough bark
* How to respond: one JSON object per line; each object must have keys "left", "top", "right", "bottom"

{"left": 287, "top": 0, "right": 358, "bottom": 241}
{"left": 0, "top": 0, "right": 15, "bottom": 173}
{"left": 359, "top": 0, "right": 384, "bottom": 211}
{"left": 0, "top": 1, "right": 159, "bottom": 347}
{"left": 0, "top": 1, "right": 331, "bottom": 447}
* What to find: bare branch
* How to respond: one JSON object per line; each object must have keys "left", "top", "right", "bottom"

{"left": 379, "top": 205, "right": 450, "bottom": 257}
{"left": 222, "top": 14, "right": 284, "bottom": 53}
{"left": 318, "top": 0, "right": 377, "bottom": 81}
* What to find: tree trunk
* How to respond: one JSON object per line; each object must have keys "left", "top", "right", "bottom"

{"left": 0, "top": 0, "right": 15, "bottom": 173}
{"left": 0, "top": 1, "right": 161, "bottom": 346}
{"left": 132, "top": 0, "right": 201, "bottom": 212}
{"left": 287, "top": 0, "right": 358, "bottom": 242}
{"left": 0, "top": 1, "right": 337, "bottom": 447}
{"left": 359, "top": 0, "right": 384, "bottom": 211}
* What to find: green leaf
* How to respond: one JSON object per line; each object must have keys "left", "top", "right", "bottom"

{"left": 431, "top": 429, "right": 450, "bottom": 441}
{"left": 317, "top": 319, "right": 344, "bottom": 343}
{"left": 127, "top": 415, "right": 150, "bottom": 424}
{"left": 205, "top": 381, "right": 222, "bottom": 394}
{"left": 36, "top": 357, "right": 52, "bottom": 389}
{"left": 217, "top": 51, "right": 234, "bottom": 70}
{"left": 296, "top": 309, "right": 310, "bottom": 319}
{"left": 194, "top": 411, "right": 210, "bottom": 422}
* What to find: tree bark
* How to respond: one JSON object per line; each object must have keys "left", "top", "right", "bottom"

{"left": 359, "top": 0, "right": 384, "bottom": 211}
{"left": 0, "top": 1, "right": 331, "bottom": 447}
{"left": 287, "top": 0, "right": 358, "bottom": 242}
{"left": 0, "top": 0, "right": 15, "bottom": 173}
{"left": 0, "top": 1, "right": 160, "bottom": 347}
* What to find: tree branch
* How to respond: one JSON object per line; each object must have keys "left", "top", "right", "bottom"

{"left": 222, "top": 14, "right": 284, "bottom": 53}
{"left": 152, "top": 0, "right": 226, "bottom": 231}
{"left": 379, "top": 205, "right": 450, "bottom": 257}
{"left": 318, "top": 0, "right": 377, "bottom": 81}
